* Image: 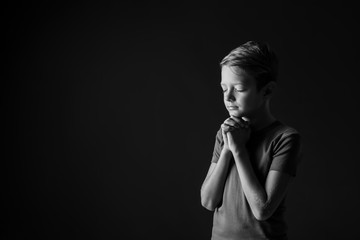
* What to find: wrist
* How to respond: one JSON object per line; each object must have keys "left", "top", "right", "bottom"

{"left": 221, "top": 147, "right": 232, "bottom": 157}
{"left": 232, "top": 145, "right": 247, "bottom": 155}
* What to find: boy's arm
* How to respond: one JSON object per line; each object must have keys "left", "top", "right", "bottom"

{"left": 200, "top": 148, "right": 232, "bottom": 211}
{"left": 232, "top": 148, "right": 292, "bottom": 221}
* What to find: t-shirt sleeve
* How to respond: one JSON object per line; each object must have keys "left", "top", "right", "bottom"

{"left": 270, "top": 131, "right": 302, "bottom": 177}
{"left": 211, "top": 128, "right": 224, "bottom": 163}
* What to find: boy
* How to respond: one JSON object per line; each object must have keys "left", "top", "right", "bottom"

{"left": 201, "top": 41, "right": 302, "bottom": 240}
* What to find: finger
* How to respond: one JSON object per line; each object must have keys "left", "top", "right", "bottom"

{"left": 230, "top": 115, "right": 245, "bottom": 123}
{"left": 226, "top": 119, "right": 244, "bottom": 129}
{"left": 230, "top": 116, "right": 250, "bottom": 128}
{"left": 230, "top": 116, "right": 241, "bottom": 123}
{"left": 242, "top": 120, "right": 250, "bottom": 128}
{"left": 224, "top": 118, "right": 241, "bottom": 128}
{"left": 221, "top": 126, "right": 231, "bottom": 134}
{"left": 222, "top": 123, "right": 233, "bottom": 129}
{"left": 222, "top": 123, "right": 236, "bottom": 132}
{"left": 221, "top": 127, "right": 229, "bottom": 144}
{"left": 222, "top": 127, "right": 228, "bottom": 137}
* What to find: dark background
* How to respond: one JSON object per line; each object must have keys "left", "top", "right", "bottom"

{"left": 4, "top": 2, "right": 360, "bottom": 240}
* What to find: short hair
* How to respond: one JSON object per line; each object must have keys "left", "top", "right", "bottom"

{"left": 220, "top": 41, "right": 279, "bottom": 91}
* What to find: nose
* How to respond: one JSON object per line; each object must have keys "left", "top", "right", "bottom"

{"left": 224, "top": 90, "right": 235, "bottom": 102}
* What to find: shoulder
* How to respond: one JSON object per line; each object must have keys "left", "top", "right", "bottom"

{"left": 255, "top": 120, "right": 300, "bottom": 143}
{"left": 270, "top": 122, "right": 302, "bottom": 153}
{"left": 274, "top": 121, "right": 300, "bottom": 137}
{"left": 251, "top": 120, "right": 301, "bottom": 153}
{"left": 273, "top": 122, "right": 300, "bottom": 139}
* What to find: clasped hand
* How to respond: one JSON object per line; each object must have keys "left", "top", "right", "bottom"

{"left": 221, "top": 116, "right": 251, "bottom": 153}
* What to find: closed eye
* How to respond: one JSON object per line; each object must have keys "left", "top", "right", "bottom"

{"left": 221, "top": 87, "right": 246, "bottom": 93}
{"left": 235, "top": 88, "right": 246, "bottom": 92}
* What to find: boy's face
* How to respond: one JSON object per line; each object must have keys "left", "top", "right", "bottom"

{"left": 220, "top": 66, "right": 265, "bottom": 120}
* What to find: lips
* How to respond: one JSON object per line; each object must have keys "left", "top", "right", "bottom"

{"left": 227, "top": 106, "right": 238, "bottom": 111}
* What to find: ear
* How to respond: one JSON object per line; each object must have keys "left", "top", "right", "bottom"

{"left": 263, "top": 81, "right": 277, "bottom": 97}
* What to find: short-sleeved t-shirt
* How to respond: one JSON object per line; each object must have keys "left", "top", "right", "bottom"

{"left": 210, "top": 120, "right": 302, "bottom": 240}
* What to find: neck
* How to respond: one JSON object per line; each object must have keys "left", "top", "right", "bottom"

{"left": 242, "top": 103, "right": 276, "bottom": 131}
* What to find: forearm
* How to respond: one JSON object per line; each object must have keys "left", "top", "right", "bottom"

{"left": 232, "top": 148, "right": 269, "bottom": 220}
{"left": 201, "top": 149, "right": 232, "bottom": 211}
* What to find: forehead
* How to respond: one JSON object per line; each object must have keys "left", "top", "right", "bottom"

{"left": 220, "top": 66, "right": 255, "bottom": 86}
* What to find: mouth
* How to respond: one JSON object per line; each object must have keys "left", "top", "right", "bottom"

{"left": 227, "top": 106, "right": 238, "bottom": 110}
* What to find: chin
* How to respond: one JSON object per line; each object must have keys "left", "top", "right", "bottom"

{"left": 228, "top": 110, "right": 243, "bottom": 118}
{"left": 228, "top": 110, "right": 251, "bottom": 120}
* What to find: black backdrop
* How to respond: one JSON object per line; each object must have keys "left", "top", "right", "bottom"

{"left": 4, "top": 3, "right": 360, "bottom": 240}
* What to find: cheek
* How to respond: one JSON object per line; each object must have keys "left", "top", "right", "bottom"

{"left": 235, "top": 94, "right": 248, "bottom": 105}
{"left": 236, "top": 93, "right": 258, "bottom": 108}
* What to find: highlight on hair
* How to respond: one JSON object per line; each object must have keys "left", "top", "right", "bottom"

{"left": 220, "top": 41, "right": 279, "bottom": 90}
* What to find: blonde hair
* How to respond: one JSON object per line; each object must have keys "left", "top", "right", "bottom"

{"left": 220, "top": 41, "right": 279, "bottom": 90}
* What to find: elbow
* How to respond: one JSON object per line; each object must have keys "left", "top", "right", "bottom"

{"left": 201, "top": 199, "right": 216, "bottom": 211}
{"left": 200, "top": 191, "right": 217, "bottom": 211}
{"left": 252, "top": 207, "right": 272, "bottom": 221}
{"left": 253, "top": 212, "right": 269, "bottom": 221}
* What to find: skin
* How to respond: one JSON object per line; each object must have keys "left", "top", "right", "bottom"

{"left": 200, "top": 66, "right": 292, "bottom": 221}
